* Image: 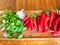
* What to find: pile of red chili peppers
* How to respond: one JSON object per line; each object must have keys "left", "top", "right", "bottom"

{"left": 22, "top": 11, "right": 60, "bottom": 36}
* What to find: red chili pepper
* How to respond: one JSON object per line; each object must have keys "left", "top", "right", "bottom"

{"left": 44, "top": 16, "right": 50, "bottom": 30}
{"left": 58, "top": 28, "right": 60, "bottom": 31}
{"left": 39, "top": 12, "right": 47, "bottom": 32}
{"left": 52, "top": 16, "right": 60, "bottom": 36}
{"left": 49, "top": 12, "right": 56, "bottom": 27}
{"left": 54, "top": 17, "right": 60, "bottom": 32}
{"left": 24, "top": 18, "right": 30, "bottom": 27}
{"left": 57, "top": 21, "right": 60, "bottom": 31}
{"left": 52, "top": 30, "right": 60, "bottom": 36}
{"left": 27, "top": 19, "right": 32, "bottom": 30}
{"left": 33, "top": 20, "right": 37, "bottom": 30}
{"left": 36, "top": 12, "right": 46, "bottom": 32}
{"left": 36, "top": 16, "right": 41, "bottom": 32}
{"left": 30, "top": 18, "right": 37, "bottom": 30}
{"left": 22, "top": 16, "right": 29, "bottom": 22}
{"left": 29, "top": 18, "right": 34, "bottom": 30}
{"left": 30, "top": 18, "right": 34, "bottom": 30}
{"left": 44, "top": 16, "right": 54, "bottom": 32}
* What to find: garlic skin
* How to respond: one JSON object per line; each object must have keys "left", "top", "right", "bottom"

{"left": 16, "top": 9, "right": 25, "bottom": 19}
{"left": 1, "top": 27, "right": 5, "bottom": 31}
{"left": 3, "top": 31, "right": 7, "bottom": 37}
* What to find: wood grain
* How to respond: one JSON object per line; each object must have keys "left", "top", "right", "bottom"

{"left": 0, "top": 38, "right": 60, "bottom": 45}
{"left": 0, "top": 0, "right": 16, "bottom": 11}
{"left": 16, "top": 0, "right": 57, "bottom": 11}
{"left": 56, "top": 0, "right": 60, "bottom": 10}
{"left": 0, "top": 0, "right": 57, "bottom": 11}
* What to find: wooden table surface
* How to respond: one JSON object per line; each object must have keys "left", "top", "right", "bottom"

{"left": 0, "top": 38, "right": 60, "bottom": 45}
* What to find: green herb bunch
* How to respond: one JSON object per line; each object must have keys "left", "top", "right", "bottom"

{"left": 0, "top": 9, "right": 26, "bottom": 39}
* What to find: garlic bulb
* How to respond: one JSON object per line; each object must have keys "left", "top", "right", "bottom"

{"left": 16, "top": 9, "right": 25, "bottom": 19}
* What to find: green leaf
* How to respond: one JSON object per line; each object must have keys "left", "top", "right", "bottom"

{"left": 32, "top": 13, "right": 38, "bottom": 19}
{"left": 2, "top": 14, "right": 7, "bottom": 18}
{"left": 11, "top": 22, "right": 15, "bottom": 26}
{"left": 17, "top": 34, "right": 23, "bottom": 39}
{"left": 12, "top": 17, "right": 17, "bottom": 21}
{"left": 20, "top": 27, "right": 26, "bottom": 33}
{"left": 13, "top": 26, "right": 16, "bottom": 28}
{"left": 0, "top": 18, "right": 3, "bottom": 22}
{"left": 0, "top": 24, "right": 5, "bottom": 27}
{"left": 6, "top": 20, "right": 9, "bottom": 23}
{"left": 17, "top": 28, "right": 21, "bottom": 32}
{"left": 7, "top": 33, "right": 13, "bottom": 38}
{"left": 6, "top": 26, "right": 11, "bottom": 30}
{"left": 42, "top": 10, "right": 50, "bottom": 12}
{"left": 13, "top": 27, "right": 19, "bottom": 33}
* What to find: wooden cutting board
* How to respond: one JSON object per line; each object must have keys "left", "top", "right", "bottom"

{"left": 0, "top": 11, "right": 60, "bottom": 45}
{"left": 0, "top": 38, "right": 60, "bottom": 45}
